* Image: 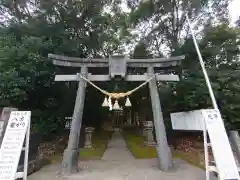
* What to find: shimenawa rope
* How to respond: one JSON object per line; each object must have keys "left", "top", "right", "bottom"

{"left": 77, "top": 74, "right": 155, "bottom": 99}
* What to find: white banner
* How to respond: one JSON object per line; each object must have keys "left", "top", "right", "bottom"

{"left": 202, "top": 109, "right": 239, "bottom": 180}
{"left": 170, "top": 110, "right": 204, "bottom": 131}
{"left": 0, "top": 111, "right": 31, "bottom": 180}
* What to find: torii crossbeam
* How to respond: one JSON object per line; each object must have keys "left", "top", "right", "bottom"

{"left": 49, "top": 54, "right": 184, "bottom": 174}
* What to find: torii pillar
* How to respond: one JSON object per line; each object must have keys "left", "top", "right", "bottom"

{"left": 49, "top": 54, "right": 184, "bottom": 174}
{"left": 148, "top": 67, "right": 173, "bottom": 170}
{"left": 61, "top": 66, "right": 88, "bottom": 173}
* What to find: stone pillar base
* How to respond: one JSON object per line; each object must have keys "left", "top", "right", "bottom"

{"left": 84, "top": 144, "right": 93, "bottom": 148}
{"left": 144, "top": 141, "right": 157, "bottom": 147}
{"left": 61, "top": 148, "right": 80, "bottom": 174}
{"left": 114, "top": 128, "right": 121, "bottom": 132}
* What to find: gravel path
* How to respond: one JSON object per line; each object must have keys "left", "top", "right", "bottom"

{"left": 28, "top": 131, "right": 216, "bottom": 180}
{"left": 102, "top": 131, "right": 134, "bottom": 161}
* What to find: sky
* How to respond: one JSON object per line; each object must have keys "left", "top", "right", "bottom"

{"left": 229, "top": 0, "right": 240, "bottom": 24}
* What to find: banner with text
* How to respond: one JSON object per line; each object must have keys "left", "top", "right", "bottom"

{"left": 202, "top": 109, "right": 239, "bottom": 180}
{"left": 0, "top": 111, "right": 31, "bottom": 180}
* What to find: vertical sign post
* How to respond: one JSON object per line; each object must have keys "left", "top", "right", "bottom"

{"left": 203, "top": 120, "right": 210, "bottom": 180}
{"left": 0, "top": 111, "right": 31, "bottom": 180}
{"left": 202, "top": 109, "right": 240, "bottom": 180}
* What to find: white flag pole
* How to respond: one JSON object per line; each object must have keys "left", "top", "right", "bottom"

{"left": 186, "top": 13, "right": 219, "bottom": 180}
{"left": 185, "top": 13, "right": 218, "bottom": 110}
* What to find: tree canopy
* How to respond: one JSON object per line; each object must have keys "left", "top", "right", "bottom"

{"left": 0, "top": 0, "right": 240, "bottom": 137}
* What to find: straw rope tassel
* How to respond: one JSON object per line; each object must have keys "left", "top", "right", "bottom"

{"left": 102, "top": 97, "right": 108, "bottom": 107}
{"left": 113, "top": 100, "right": 120, "bottom": 110}
{"left": 125, "top": 97, "right": 132, "bottom": 107}
{"left": 108, "top": 96, "right": 112, "bottom": 111}
{"left": 78, "top": 74, "right": 155, "bottom": 109}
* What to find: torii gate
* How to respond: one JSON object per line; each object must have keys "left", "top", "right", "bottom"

{"left": 48, "top": 54, "right": 184, "bottom": 174}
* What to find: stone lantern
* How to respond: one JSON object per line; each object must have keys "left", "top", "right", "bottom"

{"left": 84, "top": 127, "right": 95, "bottom": 148}
{"left": 143, "top": 121, "right": 156, "bottom": 147}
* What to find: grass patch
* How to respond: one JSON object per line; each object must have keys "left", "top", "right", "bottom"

{"left": 172, "top": 150, "right": 205, "bottom": 169}
{"left": 123, "top": 130, "right": 157, "bottom": 158}
{"left": 48, "top": 154, "right": 62, "bottom": 163}
{"left": 80, "top": 130, "right": 113, "bottom": 160}
{"left": 123, "top": 130, "right": 204, "bottom": 168}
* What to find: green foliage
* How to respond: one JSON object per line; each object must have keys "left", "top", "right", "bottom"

{"left": 132, "top": 42, "right": 152, "bottom": 58}
{"left": 127, "top": 0, "right": 230, "bottom": 55}
{"left": 0, "top": 30, "right": 72, "bottom": 138}
{"left": 0, "top": 0, "right": 240, "bottom": 137}
{"left": 173, "top": 24, "right": 240, "bottom": 129}
{"left": 0, "top": 0, "right": 125, "bottom": 137}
